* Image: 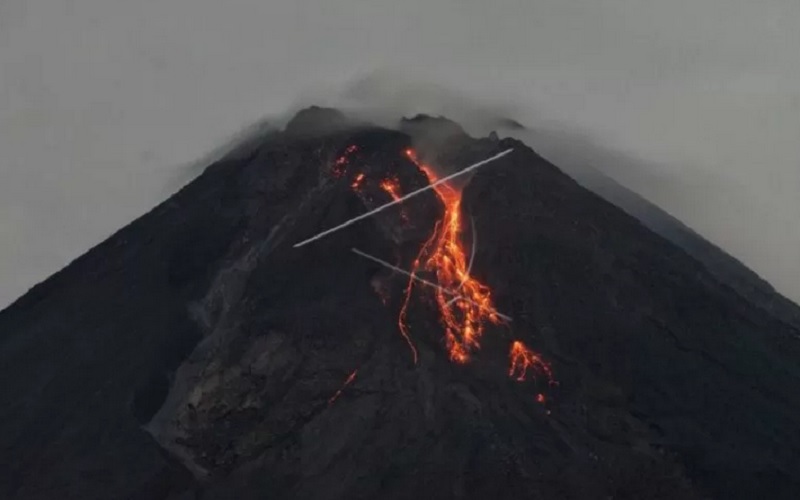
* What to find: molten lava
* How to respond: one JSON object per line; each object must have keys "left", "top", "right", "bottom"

{"left": 328, "top": 369, "right": 358, "bottom": 405}
{"left": 336, "top": 145, "right": 555, "bottom": 394}
{"left": 404, "top": 149, "right": 502, "bottom": 363}
{"left": 508, "top": 340, "right": 553, "bottom": 384}
{"left": 378, "top": 176, "right": 409, "bottom": 222}
{"left": 351, "top": 173, "right": 366, "bottom": 189}
{"left": 379, "top": 176, "right": 403, "bottom": 203}
{"left": 397, "top": 225, "right": 440, "bottom": 364}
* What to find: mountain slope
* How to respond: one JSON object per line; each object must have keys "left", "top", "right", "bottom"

{"left": 552, "top": 148, "right": 800, "bottom": 328}
{"left": 492, "top": 121, "right": 800, "bottom": 327}
{"left": 1, "top": 108, "right": 798, "bottom": 500}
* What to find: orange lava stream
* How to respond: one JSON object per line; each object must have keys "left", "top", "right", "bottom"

{"left": 508, "top": 340, "right": 553, "bottom": 384}
{"left": 348, "top": 167, "right": 418, "bottom": 359}
{"left": 379, "top": 176, "right": 409, "bottom": 222}
{"left": 379, "top": 176, "right": 403, "bottom": 202}
{"left": 404, "top": 149, "right": 502, "bottom": 363}
{"left": 397, "top": 222, "right": 440, "bottom": 364}
{"left": 328, "top": 369, "right": 358, "bottom": 405}
{"left": 337, "top": 144, "right": 555, "bottom": 394}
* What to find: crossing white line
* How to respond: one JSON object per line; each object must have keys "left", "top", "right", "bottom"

{"left": 292, "top": 149, "right": 513, "bottom": 248}
{"left": 446, "top": 215, "right": 477, "bottom": 307}
{"left": 351, "top": 247, "right": 512, "bottom": 322}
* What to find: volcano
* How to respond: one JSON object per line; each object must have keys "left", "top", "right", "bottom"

{"left": 1, "top": 107, "right": 799, "bottom": 500}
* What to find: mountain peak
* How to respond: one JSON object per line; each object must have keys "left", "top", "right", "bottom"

{"left": 285, "top": 106, "right": 352, "bottom": 137}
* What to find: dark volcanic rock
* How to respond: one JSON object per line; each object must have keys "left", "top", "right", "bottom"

{"left": 1, "top": 108, "right": 799, "bottom": 500}
{"left": 571, "top": 166, "right": 800, "bottom": 327}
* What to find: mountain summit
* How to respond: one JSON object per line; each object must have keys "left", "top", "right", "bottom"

{"left": 1, "top": 109, "right": 799, "bottom": 500}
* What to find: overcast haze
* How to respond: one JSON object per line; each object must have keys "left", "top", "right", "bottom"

{"left": 1, "top": 0, "right": 799, "bottom": 308}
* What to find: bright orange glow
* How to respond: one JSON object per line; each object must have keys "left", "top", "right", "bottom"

{"left": 397, "top": 223, "right": 440, "bottom": 364}
{"left": 379, "top": 176, "right": 403, "bottom": 202}
{"left": 536, "top": 393, "right": 546, "bottom": 404}
{"left": 351, "top": 173, "right": 365, "bottom": 189}
{"left": 508, "top": 341, "right": 553, "bottom": 383}
{"left": 379, "top": 176, "right": 409, "bottom": 222}
{"left": 348, "top": 169, "right": 417, "bottom": 359}
{"left": 343, "top": 147, "right": 556, "bottom": 392}
{"left": 404, "top": 149, "right": 502, "bottom": 363}
{"left": 328, "top": 369, "right": 358, "bottom": 405}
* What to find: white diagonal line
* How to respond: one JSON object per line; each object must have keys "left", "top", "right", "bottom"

{"left": 293, "top": 149, "right": 513, "bottom": 248}
{"left": 351, "top": 248, "right": 512, "bottom": 322}
{"left": 446, "top": 215, "right": 477, "bottom": 307}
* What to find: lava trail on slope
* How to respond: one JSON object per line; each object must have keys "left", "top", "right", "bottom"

{"left": 342, "top": 143, "right": 554, "bottom": 389}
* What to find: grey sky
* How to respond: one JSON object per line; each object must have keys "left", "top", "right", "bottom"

{"left": 1, "top": 0, "right": 798, "bottom": 308}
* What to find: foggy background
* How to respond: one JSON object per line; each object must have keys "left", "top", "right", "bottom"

{"left": 1, "top": 0, "right": 798, "bottom": 308}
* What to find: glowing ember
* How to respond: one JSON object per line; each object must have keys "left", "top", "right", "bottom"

{"left": 332, "top": 144, "right": 359, "bottom": 177}
{"left": 536, "top": 393, "right": 546, "bottom": 404}
{"left": 351, "top": 173, "right": 366, "bottom": 189}
{"left": 378, "top": 176, "right": 409, "bottom": 222}
{"left": 508, "top": 340, "right": 553, "bottom": 383}
{"left": 328, "top": 369, "right": 358, "bottom": 405}
{"left": 404, "top": 149, "right": 502, "bottom": 363}
{"left": 379, "top": 176, "right": 403, "bottom": 202}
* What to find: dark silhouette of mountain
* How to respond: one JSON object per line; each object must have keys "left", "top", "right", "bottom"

{"left": 492, "top": 120, "right": 800, "bottom": 327}
{"left": 571, "top": 166, "right": 800, "bottom": 326}
{"left": 1, "top": 108, "right": 799, "bottom": 500}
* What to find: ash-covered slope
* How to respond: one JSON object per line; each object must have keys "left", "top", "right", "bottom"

{"left": 491, "top": 120, "right": 800, "bottom": 326}
{"left": 562, "top": 160, "right": 800, "bottom": 328}
{"left": 1, "top": 108, "right": 799, "bottom": 500}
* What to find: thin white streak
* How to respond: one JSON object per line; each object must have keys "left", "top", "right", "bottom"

{"left": 351, "top": 247, "right": 512, "bottom": 322}
{"left": 446, "top": 215, "right": 477, "bottom": 307}
{"left": 293, "top": 149, "right": 513, "bottom": 248}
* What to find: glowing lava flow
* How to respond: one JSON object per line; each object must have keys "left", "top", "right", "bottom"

{"left": 404, "top": 149, "right": 502, "bottom": 363}
{"left": 508, "top": 340, "right": 553, "bottom": 384}
{"left": 379, "top": 176, "right": 403, "bottom": 202}
{"left": 328, "top": 369, "right": 358, "bottom": 405}
{"left": 379, "top": 176, "right": 409, "bottom": 222}
{"left": 351, "top": 173, "right": 366, "bottom": 189}
{"left": 336, "top": 145, "right": 555, "bottom": 395}
{"left": 397, "top": 226, "right": 440, "bottom": 364}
